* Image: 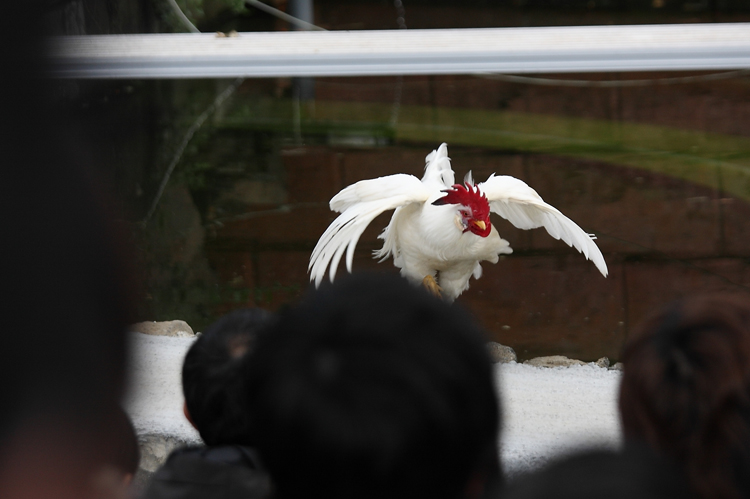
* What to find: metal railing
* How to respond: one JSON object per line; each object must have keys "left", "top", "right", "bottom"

{"left": 48, "top": 23, "right": 750, "bottom": 79}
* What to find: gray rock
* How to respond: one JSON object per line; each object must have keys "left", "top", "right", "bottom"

{"left": 595, "top": 357, "right": 610, "bottom": 369}
{"left": 524, "top": 355, "right": 586, "bottom": 368}
{"left": 487, "top": 342, "right": 517, "bottom": 363}
{"left": 610, "top": 362, "right": 624, "bottom": 371}
{"left": 129, "top": 320, "right": 195, "bottom": 338}
{"left": 137, "top": 434, "right": 193, "bottom": 473}
{"left": 132, "top": 434, "right": 200, "bottom": 496}
{"left": 131, "top": 467, "right": 155, "bottom": 497}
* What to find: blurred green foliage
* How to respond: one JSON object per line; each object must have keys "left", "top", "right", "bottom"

{"left": 156, "top": 0, "right": 248, "bottom": 31}
{"left": 176, "top": 0, "right": 246, "bottom": 23}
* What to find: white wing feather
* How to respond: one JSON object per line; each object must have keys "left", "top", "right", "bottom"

{"left": 422, "top": 142, "right": 454, "bottom": 187}
{"left": 309, "top": 174, "right": 431, "bottom": 286}
{"left": 330, "top": 173, "right": 423, "bottom": 212}
{"left": 480, "top": 174, "right": 608, "bottom": 277}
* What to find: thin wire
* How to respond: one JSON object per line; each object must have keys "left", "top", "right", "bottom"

{"left": 389, "top": 0, "right": 407, "bottom": 127}
{"left": 478, "top": 69, "right": 750, "bottom": 88}
{"left": 144, "top": 1, "right": 254, "bottom": 225}
{"left": 146, "top": 0, "right": 331, "bottom": 224}
{"left": 206, "top": 201, "right": 324, "bottom": 227}
{"left": 246, "top": 2, "right": 747, "bottom": 91}
{"left": 293, "top": 85, "right": 302, "bottom": 143}
{"left": 592, "top": 229, "right": 750, "bottom": 292}
{"left": 245, "top": 0, "right": 327, "bottom": 31}
{"left": 164, "top": 0, "right": 200, "bottom": 33}
{"left": 162, "top": 0, "right": 748, "bottom": 90}
{"left": 142, "top": 77, "right": 244, "bottom": 225}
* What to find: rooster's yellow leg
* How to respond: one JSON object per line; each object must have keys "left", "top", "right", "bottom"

{"left": 422, "top": 275, "right": 443, "bottom": 299}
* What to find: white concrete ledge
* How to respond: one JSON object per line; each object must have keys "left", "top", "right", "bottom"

{"left": 48, "top": 23, "right": 750, "bottom": 79}
{"left": 124, "top": 332, "right": 621, "bottom": 476}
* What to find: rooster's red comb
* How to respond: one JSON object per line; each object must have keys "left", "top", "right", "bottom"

{"left": 432, "top": 183, "right": 490, "bottom": 219}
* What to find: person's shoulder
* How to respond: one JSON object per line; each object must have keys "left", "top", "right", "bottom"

{"left": 158, "top": 444, "right": 264, "bottom": 473}
{"left": 202, "top": 445, "right": 265, "bottom": 469}
{"left": 144, "top": 445, "right": 270, "bottom": 499}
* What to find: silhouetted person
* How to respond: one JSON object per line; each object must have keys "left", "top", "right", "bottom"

{"left": 245, "top": 273, "right": 501, "bottom": 499}
{"left": 619, "top": 294, "right": 750, "bottom": 499}
{"left": 144, "top": 308, "right": 273, "bottom": 499}
{"left": 0, "top": 4, "right": 137, "bottom": 499}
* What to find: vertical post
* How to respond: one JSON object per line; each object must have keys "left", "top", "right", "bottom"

{"left": 289, "top": 0, "right": 315, "bottom": 101}
{"left": 289, "top": 0, "right": 313, "bottom": 27}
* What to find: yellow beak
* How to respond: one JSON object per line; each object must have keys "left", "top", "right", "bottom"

{"left": 473, "top": 220, "right": 486, "bottom": 231}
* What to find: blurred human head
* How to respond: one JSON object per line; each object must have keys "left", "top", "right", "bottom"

{"left": 245, "top": 273, "right": 500, "bottom": 499}
{"left": 619, "top": 293, "right": 750, "bottom": 499}
{"left": 182, "top": 308, "right": 272, "bottom": 446}
{"left": 0, "top": 5, "right": 136, "bottom": 499}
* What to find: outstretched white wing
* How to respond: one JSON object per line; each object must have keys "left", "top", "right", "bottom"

{"left": 479, "top": 174, "right": 608, "bottom": 277}
{"left": 310, "top": 174, "right": 432, "bottom": 286}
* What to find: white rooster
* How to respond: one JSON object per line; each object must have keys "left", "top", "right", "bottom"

{"left": 309, "top": 143, "right": 608, "bottom": 301}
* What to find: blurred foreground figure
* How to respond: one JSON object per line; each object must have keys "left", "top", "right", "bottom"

{"left": 501, "top": 446, "right": 687, "bottom": 499}
{"left": 620, "top": 294, "right": 750, "bottom": 499}
{"left": 0, "top": 4, "right": 135, "bottom": 498}
{"left": 245, "top": 273, "right": 501, "bottom": 499}
{"left": 91, "top": 406, "right": 140, "bottom": 497}
{"left": 144, "top": 309, "right": 272, "bottom": 499}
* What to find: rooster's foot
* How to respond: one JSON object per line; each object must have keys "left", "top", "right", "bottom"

{"left": 422, "top": 275, "right": 443, "bottom": 299}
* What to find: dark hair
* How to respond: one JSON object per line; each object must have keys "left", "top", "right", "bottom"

{"left": 182, "top": 308, "right": 272, "bottom": 446}
{"left": 245, "top": 273, "right": 500, "bottom": 499}
{"left": 619, "top": 294, "right": 750, "bottom": 499}
{"left": 502, "top": 445, "right": 688, "bottom": 499}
